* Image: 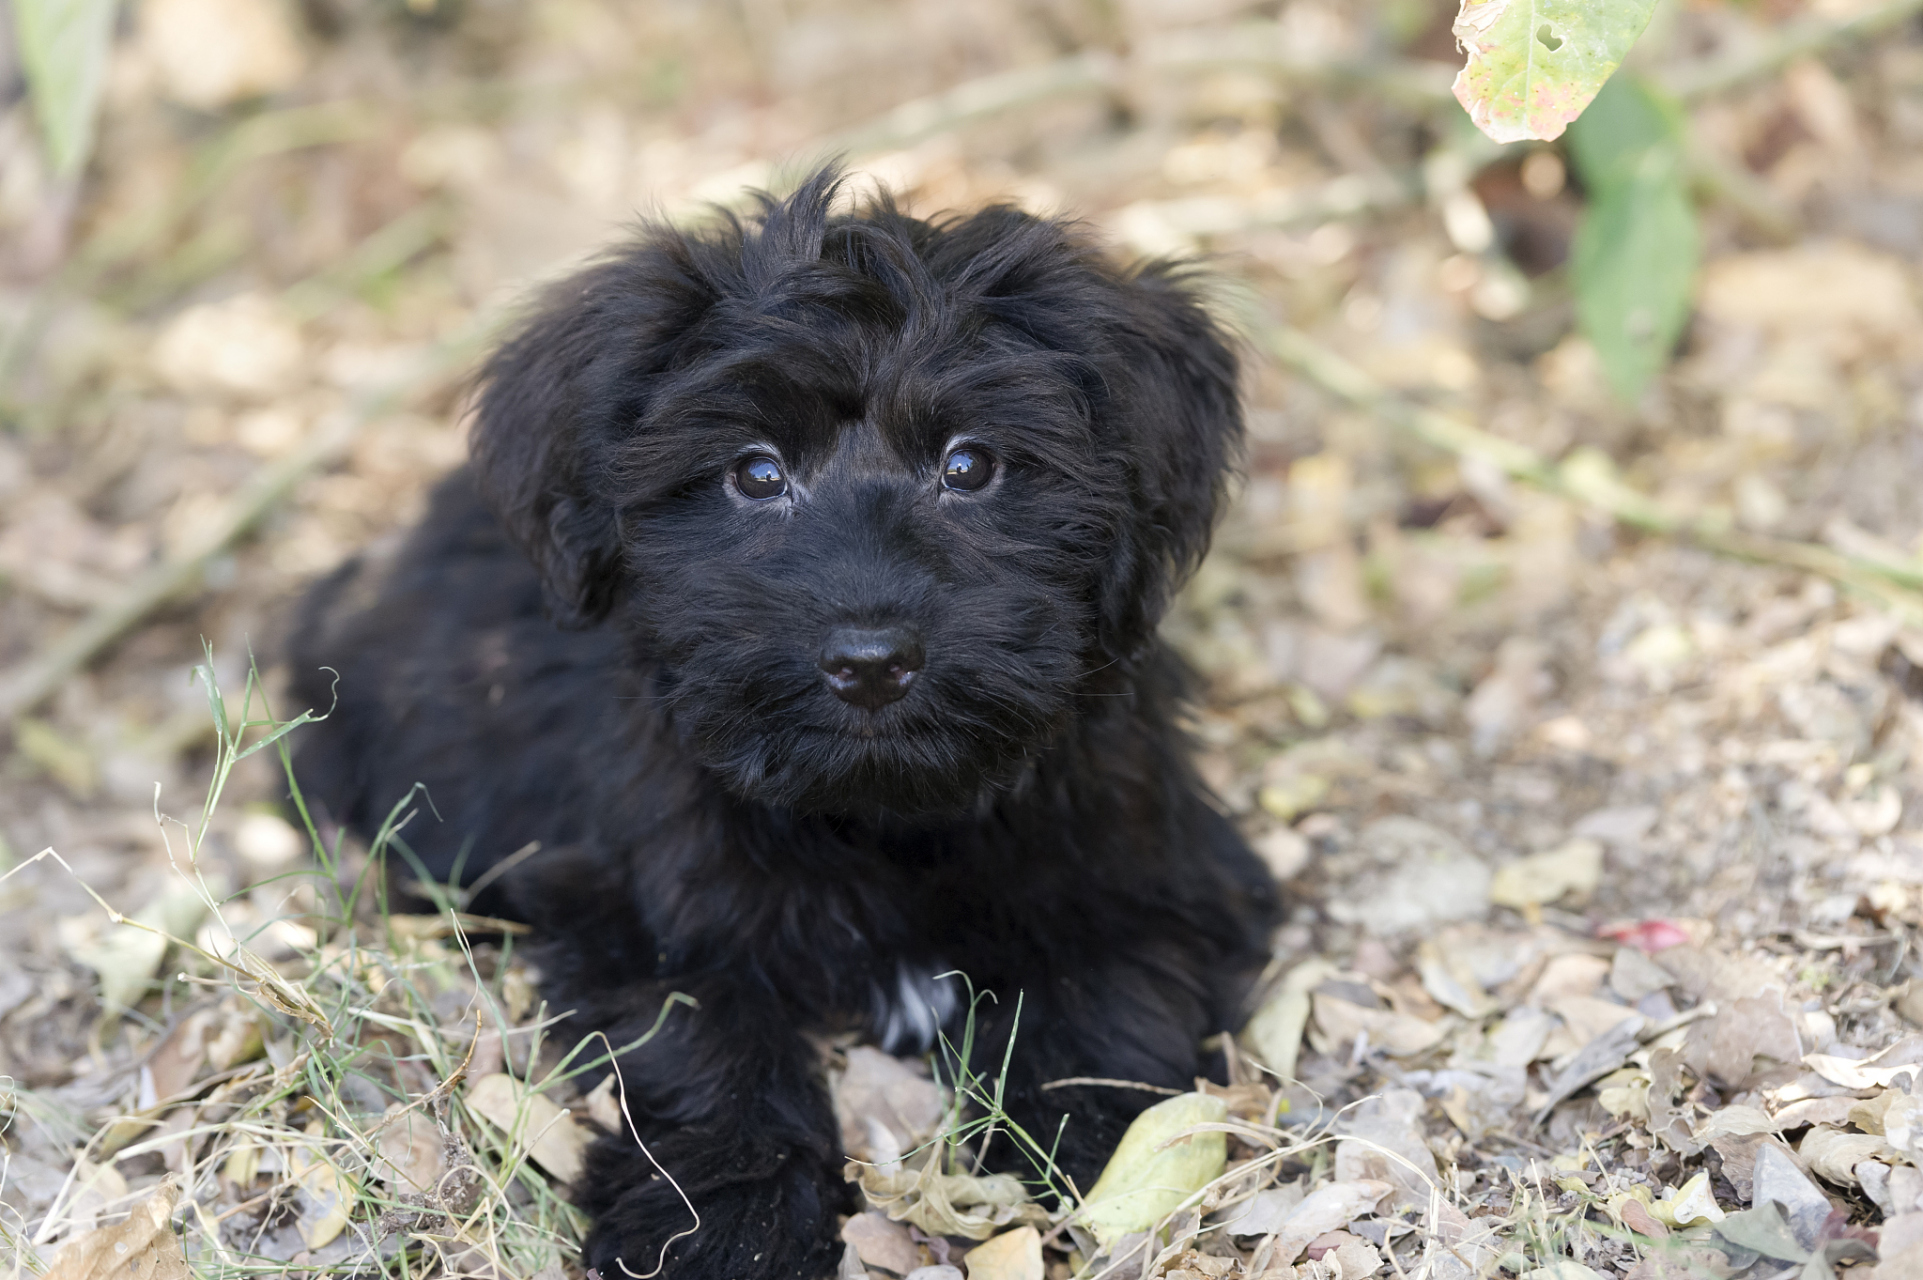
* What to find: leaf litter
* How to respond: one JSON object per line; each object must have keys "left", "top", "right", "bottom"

{"left": 10, "top": 0, "right": 1923, "bottom": 1277}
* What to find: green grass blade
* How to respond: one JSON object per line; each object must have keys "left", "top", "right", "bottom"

{"left": 14, "top": 0, "right": 117, "bottom": 176}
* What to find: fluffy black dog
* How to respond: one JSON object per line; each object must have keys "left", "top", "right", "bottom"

{"left": 288, "top": 167, "right": 1278, "bottom": 1280}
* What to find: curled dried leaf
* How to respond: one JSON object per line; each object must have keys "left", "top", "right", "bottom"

{"left": 41, "top": 1182, "right": 189, "bottom": 1280}
{"left": 857, "top": 1147, "right": 1048, "bottom": 1242}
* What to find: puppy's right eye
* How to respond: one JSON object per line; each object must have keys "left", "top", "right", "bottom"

{"left": 733, "top": 455, "right": 787, "bottom": 500}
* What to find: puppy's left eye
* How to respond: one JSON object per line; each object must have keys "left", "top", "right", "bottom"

{"left": 942, "top": 447, "right": 994, "bottom": 493}
{"left": 734, "top": 455, "right": 788, "bottom": 500}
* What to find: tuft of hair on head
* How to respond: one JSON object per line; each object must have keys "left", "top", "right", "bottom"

{"left": 735, "top": 161, "right": 849, "bottom": 289}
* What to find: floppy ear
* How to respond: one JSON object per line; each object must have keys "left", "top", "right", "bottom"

{"left": 1095, "top": 263, "right": 1243, "bottom": 662}
{"left": 469, "top": 246, "right": 716, "bottom": 627}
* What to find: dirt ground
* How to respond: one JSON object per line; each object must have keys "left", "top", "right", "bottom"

{"left": 8, "top": 0, "right": 1923, "bottom": 1277}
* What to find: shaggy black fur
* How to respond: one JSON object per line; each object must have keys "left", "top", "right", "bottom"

{"left": 288, "top": 167, "right": 1279, "bottom": 1280}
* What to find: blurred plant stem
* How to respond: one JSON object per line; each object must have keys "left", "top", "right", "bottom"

{"left": 1259, "top": 321, "right": 1923, "bottom": 629}
{"left": 1658, "top": 0, "right": 1923, "bottom": 100}
{"left": 0, "top": 100, "right": 384, "bottom": 399}
{"left": 0, "top": 318, "right": 493, "bottom": 726}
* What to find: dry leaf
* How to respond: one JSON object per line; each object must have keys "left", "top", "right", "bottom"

{"left": 1310, "top": 992, "right": 1447, "bottom": 1058}
{"left": 42, "top": 1182, "right": 189, "bottom": 1280}
{"left": 1310, "top": 1231, "right": 1382, "bottom": 1276}
{"left": 142, "top": 0, "right": 306, "bottom": 110}
{"left": 61, "top": 883, "right": 206, "bottom": 1013}
{"left": 1253, "top": 827, "right": 1311, "bottom": 881}
{"left": 1867, "top": 1212, "right": 1923, "bottom": 1279}
{"left": 1693, "top": 1105, "right": 1775, "bottom": 1142}
{"left": 1769, "top": 1096, "right": 1856, "bottom": 1131}
{"left": 372, "top": 1104, "right": 446, "bottom": 1192}
{"left": 222, "top": 1143, "right": 261, "bottom": 1189}
{"left": 234, "top": 812, "right": 305, "bottom": 872}
{"left": 1287, "top": 453, "right": 1367, "bottom": 630}
{"left": 1799, "top": 1124, "right": 1900, "bottom": 1187}
{"left": 1529, "top": 953, "right": 1611, "bottom": 1004}
{"left": 1427, "top": 1198, "right": 1501, "bottom": 1277}
{"left": 1326, "top": 818, "right": 1491, "bottom": 935}
{"left": 1464, "top": 636, "right": 1551, "bottom": 755}
{"left": 205, "top": 1001, "right": 267, "bottom": 1070}
{"left": 57, "top": 1158, "right": 130, "bottom": 1238}
{"left": 1752, "top": 1142, "right": 1834, "bottom": 1248}
{"left": 842, "top": 1210, "right": 920, "bottom": 1277}
{"left": 1243, "top": 959, "right": 1336, "bottom": 1082}
{"left": 585, "top": 1075, "right": 624, "bottom": 1132}
{"left": 502, "top": 964, "right": 538, "bottom": 1022}
{"left": 1416, "top": 941, "right": 1497, "bottom": 1018}
{"left": 289, "top": 1139, "right": 358, "bottom": 1250}
{"left": 465, "top": 1072, "right": 589, "bottom": 1183}
{"left": 1609, "top": 946, "right": 1675, "bottom": 1001}
{"left": 1804, "top": 1035, "right": 1923, "bottom": 1090}
{"left": 857, "top": 1147, "right": 1047, "bottom": 1241}
{"left": 1214, "top": 1182, "right": 1304, "bottom": 1238}
{"left": 1488, "top": 1006, "right": 1556, "bottom": 1067}
{"left": 1545, "top": 996, "right": 1641, "bottom": 1051}
{"left": 1648, "top": 1172, "right": 1724, "bottom": 1227}
{"left": 1618, "top": 1197, "right": 1668, "bottom": 1240}
{"left": 1880, "top": 1091, "right": 1923, "bottom": 1161}
{"left": 1266, "top": 1180, "right": 1393, "bottom": 1266}
{"left": 1490, "top": 839, "right": 1603, "bottom": 910}
{"left": 1537, "top": 1017, "right": 1644, "bottom": 1116}
{"left": 834, "top": 1046, "right": 946, "bottom": 1167}
{"left": 1437, "top": 1064, "right": 1528, "bottom": 1139}
{"left": 1686, "top": 992, "right": 1802, "bottom": 1089}
{"left": 1333, "top": 1089, "right": 1440, "bottom": 1209}
{"left": 961, "top": 1226, "right": 1042, "bottom": 1280}
{"left": 1080, "top": 1092, "right": 1228, "bottom": 1245}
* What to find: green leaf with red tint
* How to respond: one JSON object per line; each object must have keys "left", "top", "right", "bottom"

{"left": 1452, "top": 0, "right": 1660, "bottom": 144}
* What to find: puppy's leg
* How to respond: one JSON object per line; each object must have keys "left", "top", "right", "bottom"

{"left": 570, "top": 979, "right": 845, "bottom": 1280}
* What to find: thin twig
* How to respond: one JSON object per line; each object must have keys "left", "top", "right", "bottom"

{"left": 1257, "top": 322, "right": 1923, "bottom": 627}
{"left": 1660, "top": 0, "right": 1923, "bottom": 100}
{"left": 824, "top": 39, "right": 1461, "bottom": 157}
{"left": 1112, "top": 171, "right": 1416, "bottom": 249}
{"left": 1136, "top": 26, "right": 1458, "bottom": 108}
{"left": 826, "top": 51, "right": 1120, "bottom": 155}
{"left": 1039, "top": 1076, "right": 1186, "bottom": 1095}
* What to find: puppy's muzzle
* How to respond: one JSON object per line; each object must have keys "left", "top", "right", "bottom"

{"left": 819, "top": 626, "right": 923, "bottom": 710}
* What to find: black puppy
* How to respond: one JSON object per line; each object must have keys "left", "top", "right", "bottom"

{"left": 288, "top": 167, "right": 1278, "bottom": 1280}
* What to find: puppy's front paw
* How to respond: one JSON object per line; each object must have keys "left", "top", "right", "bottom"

{"left": 580, "top": 1142, "right": 842, "bottom": 1280}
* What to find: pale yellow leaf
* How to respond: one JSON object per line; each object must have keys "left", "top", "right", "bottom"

{"left": 465, "top": 1072, "right": 589, "bottom": 1183}
{"left": 962, "top": 1226, "right": 1043, "bottom": 1280}
{"left": 1080, "top": 1092, "right": 1227, "bottom": 1246}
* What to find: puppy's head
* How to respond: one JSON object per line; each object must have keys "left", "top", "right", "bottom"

{"left": 472, "top": 166, "right": 1241, "bottom": 818}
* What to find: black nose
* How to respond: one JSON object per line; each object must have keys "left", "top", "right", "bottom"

{"left": 818, "top": 627, "right": 924, "bottom": 710}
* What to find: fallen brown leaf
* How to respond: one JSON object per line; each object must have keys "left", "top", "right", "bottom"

{"left": 40, "top": 1183, "right": 189, "bottom": 1280}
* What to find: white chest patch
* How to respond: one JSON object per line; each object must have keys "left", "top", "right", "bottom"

{"left": 872, "top": 963, "right": 958, "bottom": 1055}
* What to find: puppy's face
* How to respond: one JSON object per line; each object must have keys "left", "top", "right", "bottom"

{"left": 614, "top": 333, "right": 1100, "bottom": 816}
{"left": 472, "top": 171, "right": 1240, "bottom": 819}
